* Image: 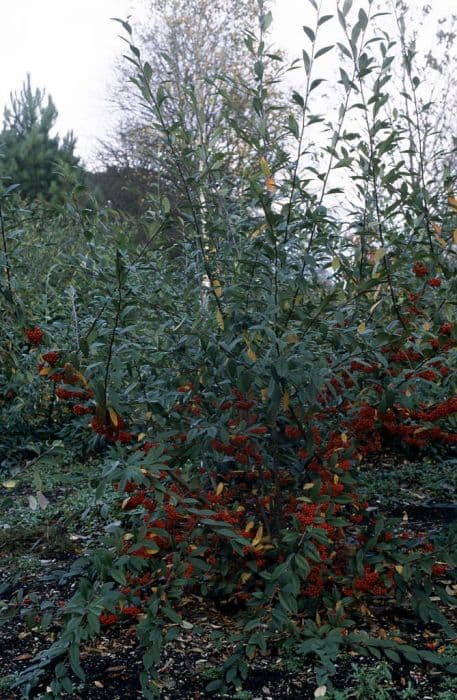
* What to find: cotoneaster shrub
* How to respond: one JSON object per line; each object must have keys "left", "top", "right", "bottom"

{"left": 4, "top": 0, "right": 457, "bottom": 697}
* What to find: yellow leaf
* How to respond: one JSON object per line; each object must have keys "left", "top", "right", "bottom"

{"left": 212, "top": 279, "right": 223, "bottom": 298}
{"left": 247, "top": 347, "right": 257, "bottom": 362}
{"left": 216, "top": 482, "right": 224, "bottom": 496}
{"left": 108, "top": 407, "right": 119, "bottom": 427}
{"left": 369, "top": 298, "right": 383, "bottom": 314}
{"left": 138, "top": 433, "right": 146, "bottom": 441}
{"left": 357, "top": 322, "right": 366, "bottom": 334}
{"left": 251, "top": 223, "right": 267, "bottom": 239}
{"left": 281, "top": 390, "right": 290, "bottom": 412}
{"left": 260, "top": 156, "right": 271, "bottom": 177}
{"left": 123, "top": 533, "right": 134, "bottom": 540}
{"left": 2, "top": 480, "right": 16, "bottom": 489}
{"left": 333, "top": 474, "right": 339, "bottom": 484}
{"left": 422, "top": 321, "right": 432, "bottom": 332}
{"left": 374, "top": 247, "right": 385, "bottom": 262}
{"left": 241, "top": 572, "right": 252, "bottom": 584}
{"left": 331, "top": 257, "right": 340, "bottom": 271}
{"left": 244, "top": 332, "right": 256, "bottom": 362}
{"left": 261, "top": 388, "right": 268, "bottom": 402}
{"left": 215, "top": 309, "right": 224, "bottom": 331}
{"left": 252, "top": 525, "right": 263, "bottom": 547}
{"left": 74, "top": 371, "right": 88, "bottom": 385}
{"left": 448, "top": 196, "right": 457, "bottom": 211}
{"left": 341, "top": 433, "right": 348, "bottom": 444}
{"left": 266, "top": 175, "right": 277, "bottom": 194}
{"left": 145, "top": 546, "right": 159, "bottom": 555}
{"left": 454, "top": 229, "right": 457, "bottom": 245}
{"left": 395, "top": 564, "right": 404, "bottom": 575}
{"left": 39, "top": 366, "right": 51, "bottom": 376}
{"left": 245, "top": 521, "right": 255, "bottom": 532}
{"left": 302, "top": 482, "right": 315, "bottom": 490}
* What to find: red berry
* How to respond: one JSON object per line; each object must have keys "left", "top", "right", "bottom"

{"left": 428, "top": 277, "right": 441, "bottom": 287}
{"left": 42, "top": 351, "right": 59, "bottom": 366}
{"left": 25, "top": 326, "right": 44, "bottom": 345}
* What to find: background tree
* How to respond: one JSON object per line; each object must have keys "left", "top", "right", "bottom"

{"left": 97, "top": 0, "right": 286, "bottom": 215}
{"left": 390, "top": 1, "right": 457, "bottom": 193}
{"left": 0, "top": 75, "right": 83, "bottom": 203}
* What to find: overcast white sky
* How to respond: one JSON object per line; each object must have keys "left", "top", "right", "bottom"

{"left": 0, "top": 0, "right": 454, "bottom": 167}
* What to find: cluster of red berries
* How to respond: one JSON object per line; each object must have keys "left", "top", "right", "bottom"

{"left": 42, "top": 351, "right": 59, "bottom": 366}
{"left": 412, "top": 261, "right": 428, "bottom": 277}
{"left": 72, "top": 404, "right": 93, "bottom": 416}
{"left": 91, "top": 415, "right": 134, "bottom": 444}
{"left": 351, "top": 565, "right": 391, "bottom": 596}
{"left": 25, "top": 326, "right": 44, "bottom": 345}
{"left": 428, "top": 277, "right": 442, "bottom": 287}
{"left": 35, "top": 349, "right": 141, "bottom": 445}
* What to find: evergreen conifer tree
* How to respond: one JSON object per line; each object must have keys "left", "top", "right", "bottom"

{"left": 0, "top": 75, "right": 82, "bottom": 203}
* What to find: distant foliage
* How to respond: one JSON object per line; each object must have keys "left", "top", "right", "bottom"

{"left": 0, "top": 74, "right": 83, "bottom": 203}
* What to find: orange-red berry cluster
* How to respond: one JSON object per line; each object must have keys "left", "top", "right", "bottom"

{"left": 25, "top": 326, "right": 44, "bottom": 345}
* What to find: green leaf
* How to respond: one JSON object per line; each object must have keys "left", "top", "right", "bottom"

{"left": 315, "top": 45, "right": 334, "bottom": 59}
{"left": 384, "top": 649, "right": 401, "bottom": 663}
{"left": 342, "top": 0, "right": 353, "bottom": 16}
{"left": 262, "top": 10, "right": 273, "bottom": 32}
{"left": 303, "top": 49, "right": 311, "bottom": 74}
{"left": 318, "top": 14, "right": 333, "bottom": 26}
{"left": 278, "top": 591, "right": 297, "bottom": 614}
{"left": 358, "top": 8, "right": 368, "bottom": 29}
{"left": 303, "top": 26, "right": 316, "bottom": 42}
{"left": 294, "top": 554, "right": 310, "bottom": 577}
{"left": 69, "top": 642, "right": 85, "bottom": 681}
{"left": 162, "top": 606, "right": 181, "bottom": 623}
{"left": 288, "top": 114, "right": 300, "bottom": 139}
{"left": 292, "top": 91, "right": 305, "bottom": 108}
{"left": 206, "top": 679, "right": 223, "bottom": 692}
{"left": 310, "top": 78, "right": 326, "bottom": 92}
{"left": 143, "top": 62, "right": 152, "bottom": 83}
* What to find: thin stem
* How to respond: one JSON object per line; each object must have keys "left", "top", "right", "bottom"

{"left": 103, "top": 253, "right": 123, "bottom": 408}
{"left": 0, "top": 201, "right": 13, "bottom": 297}
{"left": 284, "top": 0, "right": 323, "bottom": 246}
